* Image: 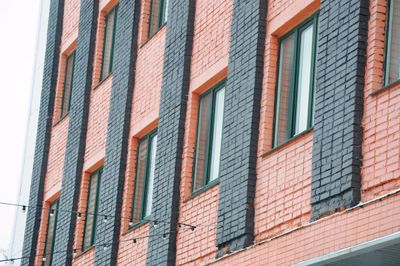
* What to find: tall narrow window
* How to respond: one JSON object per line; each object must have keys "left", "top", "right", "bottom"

{"left": 100, "top": 6, "right": 118, "bottom": 80}
{"left": 148, "top": 0, "right": 169, "bottom": 37}
{"left": 42, "top": 200, "right": 59, "bottom": 266}
{"left": 131, "top": 131, "right": 158, "bottom": 225}
{"left": 60, "top": 51, "right": 75, "bottom": 118}
{"left": 385, "top": 0, "right": 400, "bottom": 85}
{"left": 192, "top": 82, "right": 225, "bottom": 192}
{"left": 82, "top": 168, "right": 102, "bottom": 251}
{"left": 273, "top": 16, "right": 317, "bottom": 147}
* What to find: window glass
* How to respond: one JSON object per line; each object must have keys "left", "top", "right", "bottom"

{"left": 148, "top": 0, "right": 168, "bottom": 37}
{"left": 82, "top": 168, "right": 102, "bottom": 250}
{"left": 209, "top": 88, "right": 225, "bottom": 182}
{"left": 295, "top": 25, "right": 314, "bottom": 135}
{"left": 61, "top": 51, "right": 75, "bottom": 118}
{"left": 100, "top": 6, "right": 118, "bottom": 80}
{"left": 193, "top": 83, "right": 225, "bottom": 192}
{"left": 131, "top": 131, "right": 158, "bottom": 225}
{"left": 132, "top": 138, "right": 148, "bottom": 223}
{"left": 193, "top": 93, "right": 212, "bottom": 191}
{"left": 142, "top": 134, "right": 157, "bottom": 218}
{"left": 275, "top": 35, "right": 295, "bottom": 147}
{"left": 162, "top": 0, "right": 169, "bottom": 24}
{"left": 43, "top": 200, "right": 59, "bottom": 266}
{"left": 386, "top": 0, "right": 400, "bottom": 84}
{"left": 273, "top": 16, "right": 317, "bottom": 147}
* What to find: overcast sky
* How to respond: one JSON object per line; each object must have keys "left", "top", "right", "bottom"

{"left": 0, "top": 0, "right": 41, "bottom": 255}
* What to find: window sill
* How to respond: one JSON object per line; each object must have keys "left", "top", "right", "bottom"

{"left": 186, "top": 179, "right": 219, "bottom": 202}
{"left": 123, "top": 219, "right": 150, "bottom": 236}
{"left": 53, "top": 113, "right": 69, "bottom": 127}
{"left": 140, "top": 23, "right": 167, "bottom": 49}
{"left": 74, "top": 245, "right": 95, "bottom": 259}
{"left": 369, "top": 79, "right": 400, "bottom": 97}
{"left": 93, "top": 73, "right": 113, "bottom": 90}
{"left": 261, "top": 128, "right": 313, "bottom": 158}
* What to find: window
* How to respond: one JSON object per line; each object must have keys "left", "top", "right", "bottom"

{"left": 148, "top": 0, "right": 169, "bottom": 37}
{"left": 60, "top": 51, "right": 75, "bottom": 118}
{"left": 82, "top": 168, "right": 102, "bottom": 251}
{"left": 131, "top": 131, "right": 158, "bottom": 225}
{"left": 273, "top": 16, "right": 317, "bottom": 147}
{"left": 385, "top": 0, "right": 400, "bottom": 85}
{"left": 192, "top": 82, "right": 225, "bottom": 192}
{"left": 42, "top": 200, "right": 59, "bottom": 266}
{"left": 100, "top": 6, "right": 118, "bottom": 80}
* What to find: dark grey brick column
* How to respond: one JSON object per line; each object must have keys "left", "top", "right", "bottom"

{"left": 93, "top": 0, "right": 141, "bottom": 265}
{"left": 146, "top": 0, "right": 196, "bottom": 265}
{"left": 51, "top": 0, "right": 99, "bottom": 264}
{"left": 311, "top": 0, "right": 369, "bottom": 220}
{"left": 21, "top": 0, "right": 65, "bottom": 264}
{"left": 215, "top": 0, "right": 267, "bottom": 257}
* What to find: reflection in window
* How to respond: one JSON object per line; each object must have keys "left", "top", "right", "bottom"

{"left": 131, "top": 132, "right": 158, "bottom": 225}
{"left": 273, "top": 16, "right": 317, "bottom": 147}
{"left": 385, "top": 0, "right": 400, "bottom": 85}
{"left": 82, "top": 168, "right": 102, "bottom": 251}
{"left": 42, "top": 200, "right": 59, "bottom": 266}
{"left": 193, "top": 82, "right": 225, "bottom": 192}
{"left": 60, "top": 51, "right": 75, "bottom": 118}
{"left": 100, "top": 6, "right": 118, "bottom": 80}
{"left": 148, "top": 0, "right": 169, "bottom": 37}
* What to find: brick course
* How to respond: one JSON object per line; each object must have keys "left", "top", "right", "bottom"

{"left": 21, "top": 0, "right": 65, "bottom": 264}
{"left": 311, "top": 0, "right": 369, "bottom": 220}
{"left": 146, "top": 0, "right": 196, "bottom": 264}
{"left": 23, "top": 0, "right": 400, "bottom": 265}
{"left": 51, "top": 0, "right": 99, "bottom": 264}
{"left": 216, "top": 0, "right": 267, "bottom": 255}
{"left": 93, "top": 0, "right": 142, "bottom": 264}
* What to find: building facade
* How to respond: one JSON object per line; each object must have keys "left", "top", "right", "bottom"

{"left": 22, "top": 0, "right": 400, "bottom": 265}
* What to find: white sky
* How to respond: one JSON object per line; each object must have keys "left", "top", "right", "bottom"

{"left": 0, "top": 0, "right": 41, "bottom": 255}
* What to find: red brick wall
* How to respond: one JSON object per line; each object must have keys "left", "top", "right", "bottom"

{"left": 211, "top": 192, "right": 400, "bottom": 266}
{"left": 61, "top": 0, "right": 80, "bottom": 48}
{"left": 190, "top": 0, "right": 232, "bottom": 81}
{"left": 175, "top": 0, "right": 233, "bottom": 264}
{"left": 34, "top": 0, "right": 400, "bottom": 264}
{"left": 117, "top": 138, "right": 150, "bottom": 266}
{"left": 37, "top": 0, "right": 81, "bottom": 263}
{"left": 255, "top": 0, "right": 318, "bottom": 243}
{"left": 116, "top": 6, "right": 167, "bottom": 265}
{"left": 34, "top": 202, "right": 51, "bottom": 265}
{"left": 71, "top": 0, "right": 116, "bottom": 264}
{"left": 43, "top": 0, "right": 82, "bottom": 202}
{"left": 362, "top": 0, "right": 400, "bottom": 201}
{"left": 84, "top": 77, "right": 112, "bottom": 161}
{"left": 130, "top": 28, "right": 166, "bottom": 132}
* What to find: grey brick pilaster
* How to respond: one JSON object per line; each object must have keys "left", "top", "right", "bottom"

{"left": 311, "top": 0, "right": 369, "bottom": 220}
{"left": 146, "top": 0, "right": 196, "bottom": 265}
{"left": 93, "top": 0, "right": 141, "bottom": 265}
{"left": 52, "top": 0, "right": 99, "bottom": 264}
{"left": 215, "top": 0, "right": 267, "bottom": 256}
{"left": 21, "top": 0, "right": 65, "bottom": 264}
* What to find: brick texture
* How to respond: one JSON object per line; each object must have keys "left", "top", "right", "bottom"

{"left": 311, "top": 0, "right": 369, "bottom": 220}
{"left": 93, "top": 0, "right": 142, "bottom": 264}
{"left": 361, "top": 0, "right": 400, "bottom": 201}
{"left": 211, "top": 191, "right": 400, "bottom": 266}
{"left": 22, "top": 0, "right": 400, "bottom": 265}
{"left": 21, "top": 0, "right": 65, "bottom": 264}
{"left": 51, "top": 0, "right": 99, "bottom": 264}
{"left": 116, "top": 14, "right": 167, "bottom": 266}
{"left": 146, "top": 0, "right": 196, "bottom": 264}
{"left": 215, "top": 0, "right": 267, "bottom": 255}
{"left": 175, "top": 0, "right": 232, "bottom": 262}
